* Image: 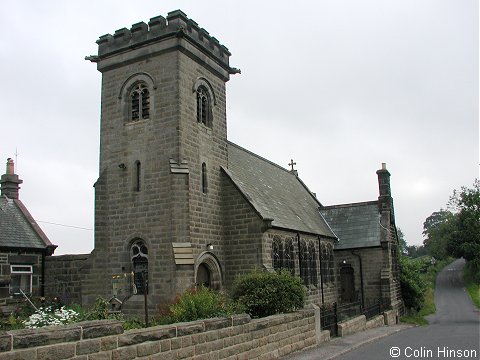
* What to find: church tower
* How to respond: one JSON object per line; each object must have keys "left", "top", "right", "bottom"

{"left": 83, "top": 10, "right": 238, "bottom": 312}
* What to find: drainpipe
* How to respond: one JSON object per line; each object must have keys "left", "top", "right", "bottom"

{"left": 351, "top": 251, "right": 364, "bottom": 309}
{"left": 41, "top": 251, "right": 46, "bottom": 297}
{"left": 318, "top": 236, "right": 325, "bottom": 305}
{"left": 296, "top": 233, "right": 301, "bottom": 276}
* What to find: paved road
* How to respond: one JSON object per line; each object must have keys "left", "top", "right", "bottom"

{"left": 284, "top": 258, "right": 480, "bottom": 359}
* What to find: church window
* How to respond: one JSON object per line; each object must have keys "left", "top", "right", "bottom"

{"left": 272, "top": 237, "right": 295, "bottom": 275}
{"left": 299, "top": 241, "right": 308, "bottom": 284}
{"left": 131, "top": 240, "right": 148, "bottom": 295}
{"left": 130, "top": 84, "right": 150, "bottom": 121}
{"left": 308, "top": 242, "right": 317, "bottom": 286}
{"left": 320, "top": 242, "right": 335, "bottom": 284}
{"left": 135, "top": 161, "right": 141, "bottom": 192}
{"left": 201, "top": 162, "right": 208, "bottom": 194}
{"left": 284, "top": 239, "right": 295, "bottom": 275}
{"left": 272, "top": 237, "right": 283, "bottom": 271}
{"left": 196, "top": 86, "right": 211, "bottom": 127}
{"left": 299, "top": 241, "right": 317, "bottom": 286}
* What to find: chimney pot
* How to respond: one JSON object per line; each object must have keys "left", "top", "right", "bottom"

{"left": 381, "top": 162, "right": 386, "bottom": 170}
{"left": 6, "top": 158, "right": 14, "bottom": 175}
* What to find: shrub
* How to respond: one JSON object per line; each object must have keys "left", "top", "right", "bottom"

{"left": 230, "top": 269, "right": 306, "bottom": 318}
{"left": 24, "top": 306, "right": 80, "bottom": 329}
{"left": 168, "top": 286, "right": 242, "bottom": 323}
{"left": 399, "top": 256, "right": 427, "bottom": 311}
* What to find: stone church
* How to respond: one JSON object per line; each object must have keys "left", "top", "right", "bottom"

{"left": 44, "top": 10, "right": 402, "bottom": 316}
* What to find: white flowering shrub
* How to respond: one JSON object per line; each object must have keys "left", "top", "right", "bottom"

{"left": 24, "top": 306, "right": 80, "bottom": 329}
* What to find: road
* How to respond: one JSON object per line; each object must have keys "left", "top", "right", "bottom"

{"left": 285, "top": 258, "right": 480, "bottom": 359}
{"left": 336, "top": 258, "right": 479, "bottom": 360}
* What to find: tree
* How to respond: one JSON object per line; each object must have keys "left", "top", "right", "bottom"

{"left": 422, "top": 210, "right": 456, "bottom": 260}
{"left": 396, "top": 227, "right": 407, "bottom": 254}
{"left": 447, "top": 179, "right": 480, "bottom": 280}
{"left": 399, "top": 256, "right": 427, "bottom": 311}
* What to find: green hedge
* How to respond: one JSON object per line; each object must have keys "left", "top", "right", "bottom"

{"left": 168, "top": 287, "right": 243, "bottom": 322}
{"left": 230, "top": 270, "right": 306, "bottom": 318}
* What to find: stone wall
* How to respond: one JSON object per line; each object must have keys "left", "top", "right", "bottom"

{"left": 0, "top": 311, "right": 317, "bottom": 360}
{"left": 44, "top": 255, "right": 89, "bottom": 305}
{"left": 335, "top": 247, "right": 385, "bottom": 306}
{"left": 0, "top": 251, "right": 44, "bottom": 298}
{"left": 222, "top": 172, "right": 265, "bottom": 288}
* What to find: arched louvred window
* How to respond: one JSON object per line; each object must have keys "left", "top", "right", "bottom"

{"left": 130, "top": 84, "right": 150, "bottom": 121}
{"left": 131, "top": 240, "right": 148, "bottom": 295}
{"left": 272, "top": 237, "right": 282, "bottom": 272}
{"left": 196, "top": 86, "right": 212, "bottom": 127}
{"left": 201, "top": 162, "right": 208, "bottom": 194}
{"left": 308, "top": 242, "right": 317, "bottom": 286}
{"left": 284, "top": 239, "right": 295, "bottom": 276}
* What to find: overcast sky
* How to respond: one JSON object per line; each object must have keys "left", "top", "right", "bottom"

{"left": 1, "top": 0, "right": 478, "bottom": 255}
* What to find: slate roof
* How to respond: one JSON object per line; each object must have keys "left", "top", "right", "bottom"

{"left": 0, "top": 195, "right": 55, "bottom": 251}
{"left": 224, "top": 142, "right": 336, "bottom": 239}
{"left": 320, "top": 201, "right": 381, "bottom": 249}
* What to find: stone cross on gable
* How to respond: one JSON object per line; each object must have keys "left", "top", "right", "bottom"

{"left": 288, "top": 159, "right": 296, "bottom": 171}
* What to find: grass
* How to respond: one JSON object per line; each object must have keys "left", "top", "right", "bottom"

{"left": 400, "top": 287, "right": 435, "bottom": 326}
{"left": 400, "top": 258, "right": 454, "bottom": 326}
{"left": 463, "top": 264, "right": 480, "bottom": 309}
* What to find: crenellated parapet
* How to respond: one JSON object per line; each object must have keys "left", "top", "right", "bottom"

{"left": 95, "top": 10, "right": 236, "bottom": 73}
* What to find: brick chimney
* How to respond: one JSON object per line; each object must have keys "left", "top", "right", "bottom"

{"left": 0, "top": 158, "right": 23, "bottom": 199}
{"left": 376, "top": 162, "right": 392, "bottom": 212}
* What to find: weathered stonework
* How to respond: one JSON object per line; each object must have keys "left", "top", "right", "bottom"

{"left": 0, "top": 312, "right": 320, "bottom": 360}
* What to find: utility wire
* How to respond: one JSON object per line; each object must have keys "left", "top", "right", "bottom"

{"left": 35, "top": 220, "right": 93, "bottom": 231}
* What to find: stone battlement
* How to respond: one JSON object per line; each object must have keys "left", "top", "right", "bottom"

{"left": 96, "top": 10, "right": 231, "bottom": 68}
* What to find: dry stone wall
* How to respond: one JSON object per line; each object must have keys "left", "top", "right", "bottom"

{"left": 0, "top": 311, "right": 317, "bottom": 360}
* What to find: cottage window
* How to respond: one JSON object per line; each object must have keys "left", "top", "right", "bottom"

{"left": 130, "top": 84, "right": 150, "bottom": 121}
{"left": 131, "top": 240, "right": 148, "bottom": 295}
{"left": 10, "top": 265, "right": 32, "bottom": 295}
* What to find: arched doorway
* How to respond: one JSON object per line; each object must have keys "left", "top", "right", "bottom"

{"left": 340, "top": 266, "right": 355, "bottom": 303}
{"left": 196, "top": 263, "right": 211, "bottom": 287}
{"left": 195, "top": 252, "right": 222, "bottom": 290}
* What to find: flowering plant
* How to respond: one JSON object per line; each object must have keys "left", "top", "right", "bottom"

{"left": 23, "top": 306, "right": 80, "bottom": 328}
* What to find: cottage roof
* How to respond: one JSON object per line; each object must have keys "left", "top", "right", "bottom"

{"left": 0, "top": 195, "right": 55, "bottom": 252}
{"left": 320, "top": 201, "right": 381, "bottom": 249}
{"left": 224, "top": 142, "right": 336, "bottom": 238}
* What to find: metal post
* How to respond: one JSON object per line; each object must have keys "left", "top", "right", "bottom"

{"left": 143, "top": 271, "right": 149, "bottom": 327}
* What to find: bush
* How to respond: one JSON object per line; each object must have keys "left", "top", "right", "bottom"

{"left": 168, "top": 287, "right": 242, "bottom": 323}
{"left": 399, "top": 256, "right": 427, "bottom": 311}
{"left": 24, "top": 306, "right": 80, "bottom": 328}
{"left": 230, "top": 269, "right": 306, "bottom": 318}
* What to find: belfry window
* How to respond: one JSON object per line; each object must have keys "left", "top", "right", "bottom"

{"left": 131, "top": 240, "right": 148, "bottom": 295}
{"left": 196, "top": 86, "right": 211, "bottom": 127}
{"left": 130, "top": 84, "right": 150, "bottom": 121}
